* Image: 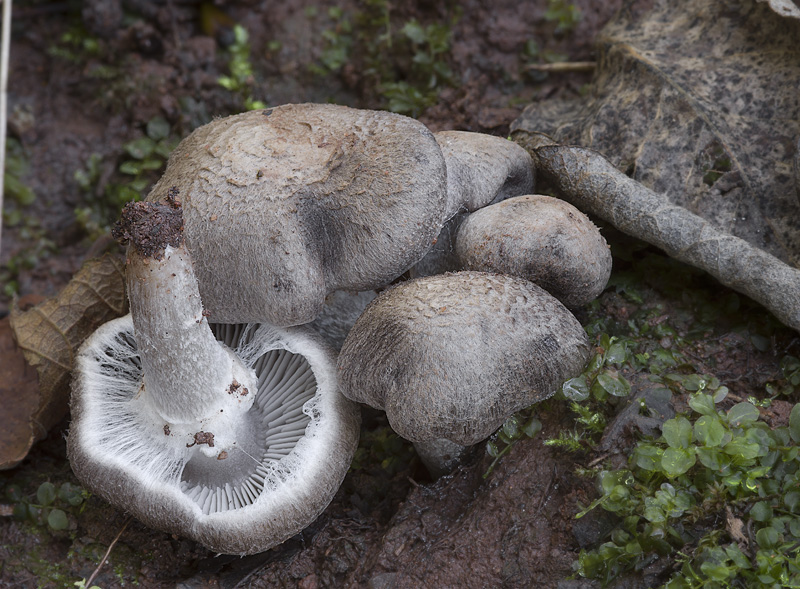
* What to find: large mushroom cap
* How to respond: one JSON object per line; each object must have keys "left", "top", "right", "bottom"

{"left": 455, "top": 195, "right": 612, "bottom": 308}
{"left": 337, "top": 272, "right": 590, "bottom": 446}
{"left": 147, "top": 103, "right": 448, "bottom": 327}
{"left": 68, "top": 315, "right": 359, "bottom": 555}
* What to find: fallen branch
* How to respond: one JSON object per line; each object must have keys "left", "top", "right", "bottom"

{"left": 512, "top": 130, "right": 800, "bottom": 334}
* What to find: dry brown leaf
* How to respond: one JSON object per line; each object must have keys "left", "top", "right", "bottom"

{"left": 512, "top": 0, "right": 800, "bottom": 266}
{"left": 0, "top": 317, "right": 40, "bottom": 470}
{"left": 5, "top": 254, "right": 127, "bottom": 467}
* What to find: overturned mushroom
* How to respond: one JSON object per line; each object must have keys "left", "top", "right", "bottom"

{"left": 143, "top": 103, "right": 533, "bottom": 326}
{"left": 455, "top": 195, "right": 612, "bottom": 307}
{"left": 68, "top": 200, "right": 359, "bottom": 555}
{"left": 337, "top": 272, "right": 590, "bottom": 476}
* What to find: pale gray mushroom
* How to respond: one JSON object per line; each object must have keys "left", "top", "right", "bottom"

{"left": 456, "top": 195, "right": 612, "bottom": 308}
{"left": 337, "top": 271, "right": 590, "bottom": 476}
{"left": 68, "top": 201, "right": 359, "bottom": 555}
{"left": 143, "top": 104, "right": 534, "bottom": 326}
{"left": 145, "top": 103, "right": 448, "bottom": 327}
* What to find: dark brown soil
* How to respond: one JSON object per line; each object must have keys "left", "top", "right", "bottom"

{"left": 4, "top": 1, "right": 795, "bottom": 588}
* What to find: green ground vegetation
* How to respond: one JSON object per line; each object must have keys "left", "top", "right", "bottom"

{"left": 74, "top": 116, "right": 177, "bottom": 240}
{"left": 310, "top": 1, "right": 457, "bottom": 117}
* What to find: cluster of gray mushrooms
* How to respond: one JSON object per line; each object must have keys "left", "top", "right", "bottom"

{"left": 67, "top": 103, "right": 612, "bottom": 555}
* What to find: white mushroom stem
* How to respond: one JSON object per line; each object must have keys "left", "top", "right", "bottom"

{"left": 113, "top": 199, "right": 257, "bottom": 457}
{"left": 126, "top": 244, "right": 255, "bottom": 425}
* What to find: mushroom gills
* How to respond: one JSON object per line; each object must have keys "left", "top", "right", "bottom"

{"left": 93, "top": 322, "right": 319, "bottom": 516}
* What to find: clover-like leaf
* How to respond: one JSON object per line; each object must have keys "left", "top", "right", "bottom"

{"left": 661, "top": 447, "right": 696, "bottom": 477}
{"left": 694, "top": 415, "right": 726, "bottom": 447}
{"left": 662, "top": 416, "right": 693, "bottom": 449}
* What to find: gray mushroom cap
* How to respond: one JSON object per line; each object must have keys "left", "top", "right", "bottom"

{"left": 412, "top": 132, "right": 535, "bottom": 277}
{"left": 337, "top": 272, "right": 590, "bottom": 446}
{"left": 68, "top": 316, "right": 359, "bottom": 555}
{"left": 455, "top": 195, "right": 612, "bottom": 308}
{"left": 434, "top": 130, "right": 534, "bottom": 221}
{"left": 146, "top": 103, "right": 448, "bottom": 327}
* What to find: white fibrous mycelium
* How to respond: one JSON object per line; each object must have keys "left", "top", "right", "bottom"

{"left": 68, "top": 197, "right": 359, "bottom": 555}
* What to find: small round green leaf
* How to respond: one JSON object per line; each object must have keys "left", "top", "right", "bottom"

{"left": 789, "top": 517, "right": 800, "bottom": 537}
{"left": 681, "top": 374, "right": 707, "bottom": 392}
{"left": 661, "top": 447, "right": 696, "bottom": 477}
{"left": 37, "top": 482, "right": 56, "bottom": 506}
{"left": 146, "top": 116, "right": 171, "bottom": 141}
{"left": 562, "top": 375, "right": 590, "bottom": 401}
{"left": 785, "top": 491, "right": 800, "bottom": 513}
{"left": 696, "top": 446, "right": 723, "bottom": 470}
{"left": 123, "top": 136, "right": 156, "bottom": 160}
{"left": 502, "top": 415, "right": 521, "bottom": 440}
{"left": 605, "top": 342, "right": 628, "bottom": 366}
{"left": 700, "top": 562, "right": 733, "bottom": 582}
{"left": 722, "top": 438, "right": 761, "bottom": 461}
{"left": 688, "top": 393, "right": 716, "bottom": 416}
{"left": 713, "top": 386, "right": 729, "bottom": 403}
{"left": 634, "top": 444, "right": 663, "bottom": 471}
{"left": 662, "top": 416, "right": 693, "bottom": 449}
{"left": 47, "top": 508, "right": 69, "bottom": 531}
{"left": 596, "top": 371, "right": 631, "bottom": 397}
{"left": 694, "top": 415, "right": 725, "bottom": 447}
{"left": 486, "top": 441, "right": 499, "bottom": 457}
{"left": 522, "top": 417, "right": 542, "bottom": 438}
{"left": 750, "top": 501, "right": 773, "bottom": 522}
{"left": 789, "top": 404, "right": 800, "bottom": 443}
{"left": 119, "top": 160, "right": 143, "bottom": 176}
{"left": 727, "top": 402, "right": 760, "bottom": 427}
{"left": 756, "top": 526, "right": 779, "bottom": 549}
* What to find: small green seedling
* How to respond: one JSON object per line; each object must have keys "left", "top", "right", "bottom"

{"left": 484, "top": 413, "right": 543, "bottom": 478}
{"left": 574, "top": 392, "right": 800, "bottom": 587}
{"left": 543, "top": 0, "right": 582, "bottom": 34}
{"left": 217, "top": 24, "right": 267, "bottom": 111}
{"left": 74, "top": 116, "right": 177, "bottom": 239}
{"left": 7, "top": 481, "right": 89, "bottom": 532}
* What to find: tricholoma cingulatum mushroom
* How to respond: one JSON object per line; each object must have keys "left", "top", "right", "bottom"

{"left": 337, "top": 271, "right": 591, "bottom": 476}
{"left": 69, "top": 200, "right": 360, "bottom": 555}
{"left": 69, "top": 102, "right": 595, "bottom": 551}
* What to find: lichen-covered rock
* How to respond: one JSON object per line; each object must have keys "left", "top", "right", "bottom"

{"left": 337, "top": 272, "right": 590, "bottom": 445}
{"left": 455, "top": 195, "right": 612, "bottom": 308}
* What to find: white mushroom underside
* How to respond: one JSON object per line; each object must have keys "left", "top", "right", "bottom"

{"left": 85, "top": 319, "right": 318, "bottom": 516}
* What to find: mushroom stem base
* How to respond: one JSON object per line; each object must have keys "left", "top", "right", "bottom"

{"left": 412, "top": 438, "right": 469, "bottom": 478}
